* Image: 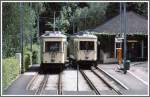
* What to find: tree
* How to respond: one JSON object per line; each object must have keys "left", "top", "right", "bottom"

{"left": 105, "top": 2, "right": 148, "bottom": 20}
{"left": 78, "top": 2, "right": 108, "bottom": 31}
{"left": 2, "top": 2, "right": 38, "bottom": 58}
{"left": 39, "top": 2, "right": 89, "bottom": 34}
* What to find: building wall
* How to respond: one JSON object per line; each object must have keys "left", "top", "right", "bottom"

{"left": 97, "top": 35, "right": 148, "bottom": 63}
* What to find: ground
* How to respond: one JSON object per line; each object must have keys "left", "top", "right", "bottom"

{"left": 2, "top": 61, "right": 148, "bottom": 95}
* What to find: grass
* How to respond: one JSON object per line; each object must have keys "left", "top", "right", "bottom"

{"left": 2, "top": 57, "right": 20, "bottom": 91}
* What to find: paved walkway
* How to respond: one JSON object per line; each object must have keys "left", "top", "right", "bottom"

{"left": 3, "top": 74, "right": 35, "bottom": 95}
{"left": 98, "top": 62, "right": 148, "bottom": 95}
{"left": 129, "top": 62, "right": 148, "bottom": 84}
{"left": 3, "top": 65, "right": 39, "bottom": 95}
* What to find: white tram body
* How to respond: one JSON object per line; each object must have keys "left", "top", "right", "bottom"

{"left": 69, "top": 32, "right": 97, "bottom": 66}
{"left": 40, "top": 31, "right": 67, "bottom": 68}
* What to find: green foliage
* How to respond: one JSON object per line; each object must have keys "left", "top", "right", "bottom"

{"left": 2, "top": 2, "right": 38, "bottom": 58}
{"left": 2, "top": 57, "right": 20, "bottom": 91}
{"left": 45, "top": 3, "right": 108, "bottom": 33}
{"left": 78, "top": 3, "right": 108, "bottom": 30}
{"left": 23, "top": 45, "right": 31, "bottom": 71}
{"left": 130, "top": 2, "right": 148, "bottom": 18}
{"left": 32, "top": 44, "right": 40, "bottom": 64}
{"left": 2, "top": 3, "right": 20, "bottom": 57}
{"left": 43, "top": 3, "right": 89, "bottom": 33}
{"left": 105, "top": 2, "right": 148, "bottom": 20}
{"left": 23, "top": 44, "right": 40, "bottom": 70}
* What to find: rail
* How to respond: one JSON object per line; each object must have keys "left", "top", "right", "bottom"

{"left": 35, "top": 75, "right": 49, "bottom": 95}
{"left": 26, "top": 72, "right": 38, "bottom": 90}
{"left": 91, "top": 68, "right": 122, "bottom": 95}
{"left": 96, "top": 67, "right": 129, "bottom": 90}
{"left": 80, "top": 70, "right": 100, "bottom": 95}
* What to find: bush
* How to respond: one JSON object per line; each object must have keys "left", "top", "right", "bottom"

{"left": 23, "top": 45, "right": 31, "bottom": 71}
{"left": 24, "top": 54, "right": 30, "bottom": 71}
{"left": 22, "top": 44, "right": 40, "bottom": 71}
{"left": 32, "top": 44, "right": 40, "bottom": 64}
{"left": 2, "top": 57, "right": 20, "bottom": 91}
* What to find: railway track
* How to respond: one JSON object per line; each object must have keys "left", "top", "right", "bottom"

{"left": 34, "top": 75, "right": 49, "bottom": 95}
{"left": 26, "top": 73, "right": 39, "bottom": 90}
{"left": 26, "top": 71, "right": 63, "bottom": 95}
{"left": 96, "top": 66, "right": 128, "bottom": 90}
{"left": 80, "top": 70, "right": 101, "bottom": 95}
{"left": 80, "top": 66, "right": 128, "bottom": 95}
{"left": 91, "top": 67, "right": 123, "bottom": 95}
{"left": 26, "top": 65, "right": 127, "bottom": 95}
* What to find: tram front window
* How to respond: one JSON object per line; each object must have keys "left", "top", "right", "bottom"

{"left": 45, "top": 41, "right": 61, "bottom": 52}
{"left": 80, "top": 41, "right": 94, "bottom": 50}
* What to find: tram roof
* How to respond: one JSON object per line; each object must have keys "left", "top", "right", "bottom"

{"left": 71, "top": 31, "right": 97, "bottom": 39}
{"left": 41, "top": 31, "right": 66, "bottom": 38}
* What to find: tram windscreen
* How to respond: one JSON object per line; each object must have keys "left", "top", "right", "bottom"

{"left": 45, "top": 41, "right": 61, "bottom": 52}
{"left": 80, "top": 41, "right": 94, "bottom": 50}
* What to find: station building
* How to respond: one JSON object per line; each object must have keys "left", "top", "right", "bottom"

{"left": 93, "top": 11, "right": 148, "bottom": 63}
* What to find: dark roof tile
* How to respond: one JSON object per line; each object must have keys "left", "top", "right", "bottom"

{"left": 93, "top": 11, "right": 148, "bottom": 35}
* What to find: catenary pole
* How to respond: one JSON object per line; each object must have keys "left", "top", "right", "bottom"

{"left": 123, "top": 2, "right": 127, "bottom": 71}
{"left": 20, "top": 2, "right": 24, "bottom": 73}
{"left": 30, "top": 2, "right": 32, "bottom": 66}
{"left": 120, "top": 2, "right": 123, "bottom": 48}
{"left": 53, "top": 11, "right": 56, "bottom": 32}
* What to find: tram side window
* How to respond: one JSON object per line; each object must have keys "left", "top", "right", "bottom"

{"left": 80, "top": 41, "right": 94, "bottom": 50}
{"left": 45, "top": 41, "right": 61, "bottom": 52}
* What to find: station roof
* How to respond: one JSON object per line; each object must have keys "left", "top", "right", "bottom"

{"left": 93, "top": 11, "right": 148, "bottom": 35}
{"left": 41, "top": 31, "right": 66, "bottom": 38}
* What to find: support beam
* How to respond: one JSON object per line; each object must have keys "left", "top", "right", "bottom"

{"left": 120, "top": 2, "right": 123, "bottom": 38}
{"left": 20, "top": 2, "right": 24, "bottom": 73}
{"left": 30, "top": 2, "right": 32, "bottom": 66}
{"left": 114, "top": 42, "right": 116, "bottom": 58}
{"left": 123, "top": 3, "right": 127, "bottom": 68}
{"left": 53, "top": 11, "right": 56, "bottom": 32}
{"left": 73, "top": 14, "right": 75, "bottom": 34}
{"left": 141, "top": 40, "right": 144, "bottom": 59}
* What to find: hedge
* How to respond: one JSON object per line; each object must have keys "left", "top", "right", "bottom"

{"left": 2, "top": 57, "right": 20, "bottom": 91}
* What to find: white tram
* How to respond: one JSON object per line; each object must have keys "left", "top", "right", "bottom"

{"left": 40, "top": 31, "right": 67, "bottom": 69}
{"left": 69, "top": 31, "right": 98, "bottom": 67}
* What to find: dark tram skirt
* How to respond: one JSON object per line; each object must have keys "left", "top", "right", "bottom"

{"left": 77, "top": 60, "right": 97, "bottom": 68}
{"left": 40, "top": 63, "right": 64, "bottom": 73}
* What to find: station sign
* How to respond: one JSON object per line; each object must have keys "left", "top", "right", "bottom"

{"left": 115, "top": 37, "right": 124, "bottom": 43}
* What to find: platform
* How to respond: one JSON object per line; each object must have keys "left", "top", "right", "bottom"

{"left": 98, "top": 64, "right": 148, "bottom": 95}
